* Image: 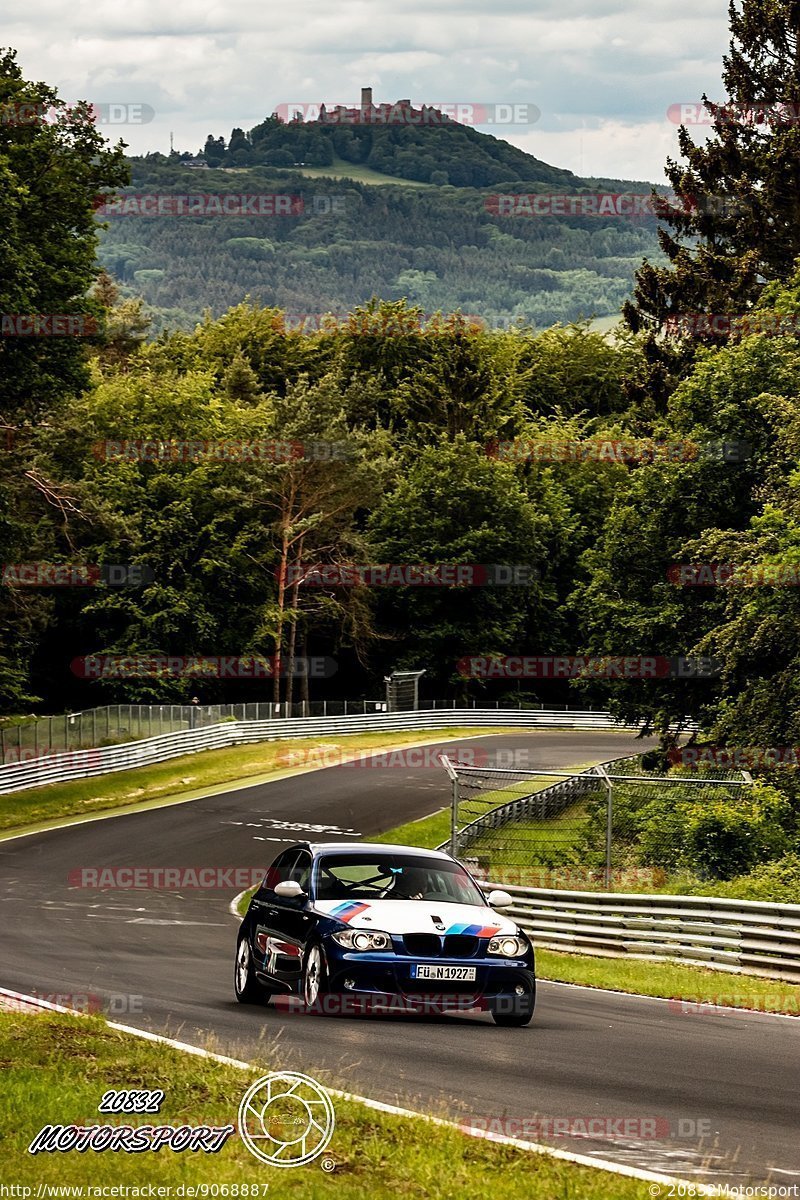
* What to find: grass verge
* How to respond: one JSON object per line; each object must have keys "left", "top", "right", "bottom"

{"left": 0, "top": 727, "right": 504, "bottom": 838}
{"left": 0, "top": 1010, "right": 654, "bottom": 1198}
{"left": 536, "top": 949, "right": 800, "bottom": 1014}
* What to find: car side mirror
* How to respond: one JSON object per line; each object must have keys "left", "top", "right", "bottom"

{"left": 274, "top": 880, "right": 306, "bottom": 900}
{"left": 487, "top": 889, "right": 513, "bottom": 909}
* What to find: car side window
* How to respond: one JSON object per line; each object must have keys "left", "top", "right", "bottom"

{"left": 263, "top": 849, "right": 300, "bottom": 892}
{"left": 290, "top": 851, "right": 312, "bottom": 894}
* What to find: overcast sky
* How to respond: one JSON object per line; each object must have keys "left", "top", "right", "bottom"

{"left": 6, "top": 0, "right": 731, "bottom": 182}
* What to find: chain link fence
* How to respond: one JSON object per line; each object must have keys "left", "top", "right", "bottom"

{"left": 440, "top": 754, "right": 753, "bottom": 891}
{"left": 0, "top": 700, "right": 396, "bottom": 763}
{"left": 0, "top": 698, "right": 611, "bottom": 765}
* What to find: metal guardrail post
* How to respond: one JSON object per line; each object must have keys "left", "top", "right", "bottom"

{"left": 439, "top": 755, "right": 460, "bottom": 858}
{"left": 595, "top": 764, "right": 613, "bottom": 891}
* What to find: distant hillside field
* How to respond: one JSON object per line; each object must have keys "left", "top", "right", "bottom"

{"left": 296, "top": 152, "right": 436, "bottom": 186}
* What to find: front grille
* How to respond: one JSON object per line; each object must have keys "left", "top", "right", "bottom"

{"left": 401, "top": 980, "right": 482, "bottom": 996}
{"left": 442, "top": 934, "right": 479, "bottom": 958}
{"left": 402, "top": 933, "right": 441, "bottom": 957}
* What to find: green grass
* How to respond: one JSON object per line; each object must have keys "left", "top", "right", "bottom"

{"left": 372, "top": 764, "right": 601, "bottom": 888}
{"left": 298, "top": 154, "right": 434, "bottom": 187}
{"left": 464, "top": 796, "right": 593, "bottom": 865}
{"left": 373, "top": 806, "right": 454, "bottom": 849}
{"left": 0, "top": 1011, "right": 654, "bottom": 1197}
{"left": 376, "top": 764, "right": 596, "bottom": 854}
{"left": 537, "top": 949, "right": 800, "bottom": 1014}
{"left": 0, "top": 727, "right": 507, "bottom": 838}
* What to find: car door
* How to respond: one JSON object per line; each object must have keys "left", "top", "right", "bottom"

{"left": 251, "top": 849, "right": 312, "bottom": 990}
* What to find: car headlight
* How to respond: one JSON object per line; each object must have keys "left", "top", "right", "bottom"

{"left": 332, "top": 929, "right": 392, "bottom": 951}
{"left": 487, "top": 934, "right": 527, "bottom": 958}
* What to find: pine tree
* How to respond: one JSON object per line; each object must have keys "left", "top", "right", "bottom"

{"left": 625, "top": 1, "right": 800, "bottom": 377}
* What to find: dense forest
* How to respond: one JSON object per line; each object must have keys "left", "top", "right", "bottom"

{"left": 96, "top": 160, "right": 665, "bottom": 332}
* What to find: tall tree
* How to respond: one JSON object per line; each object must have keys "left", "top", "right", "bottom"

{"left": 624, "top": 2, "right": 800, "bottom": 399}
{"left": 0, "top": 49, "right": 128, "bottom": 423}
{"left": 0, "top": 49, "right": 127, "bottom": 712}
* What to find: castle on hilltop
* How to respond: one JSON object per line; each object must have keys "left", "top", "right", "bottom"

{"left": 317, "top": 88, "right": 446, "bottom": 126}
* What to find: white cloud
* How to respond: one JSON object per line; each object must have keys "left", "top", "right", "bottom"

{"left": 6, "top": 0, "right": 730, "bottom": 176}
{"left": 510, "top": 120, "right": 685, "bottom": 183}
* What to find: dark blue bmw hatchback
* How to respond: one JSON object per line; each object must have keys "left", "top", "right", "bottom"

{"left": 235, "top": 841, "right": 536, "bottom": 1025}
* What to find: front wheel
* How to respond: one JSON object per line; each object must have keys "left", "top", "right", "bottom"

{"left": 491, "top": 983, "right": 535, "bottom": 1027}
{"left": 234, "top": 933, "right": 270, "bottom": 1004}
{"left": 302, "top": 940, "right": 334, "bottom": 1013}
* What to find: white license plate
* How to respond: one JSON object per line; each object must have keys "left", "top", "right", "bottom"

{"left": 410, "top": 964, "right": 477, "bottom": 981}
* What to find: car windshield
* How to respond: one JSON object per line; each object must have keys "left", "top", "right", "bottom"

{"left": 313, "top": 853, "right": 486, "bottom": 905}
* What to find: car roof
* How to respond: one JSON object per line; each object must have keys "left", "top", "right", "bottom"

{"left": 308, "top": 841, "right": 455, "bottom": 860}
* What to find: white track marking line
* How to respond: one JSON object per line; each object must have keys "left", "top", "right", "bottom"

{"left": 541, "top": 979, "right": 800, "bottom": 1020}
{"left": 0, "top": 731, "right": 511, "bottom": 844}
{"left": 0, "top": 983, "right": 742, "bottom": 1194}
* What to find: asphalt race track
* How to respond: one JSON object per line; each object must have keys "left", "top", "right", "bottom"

{"left": 1, "top": 730, "right": 798, "bottom": 1187}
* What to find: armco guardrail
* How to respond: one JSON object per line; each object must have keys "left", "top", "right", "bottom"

{"left": 0, "top": 708, "right": 636, "bottom": 795}
{"left": 0, "top": 699, "right": 627, "bottom": 765}
{"left": 496, "top": 885, "right": 800, "bottom": 983}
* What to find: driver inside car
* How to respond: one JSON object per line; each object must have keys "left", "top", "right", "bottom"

{"left": 387, "top": 865, "right": 433, "bottom": 900}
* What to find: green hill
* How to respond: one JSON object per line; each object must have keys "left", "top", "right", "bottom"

{"left": 98, "top": 113, "right": 667, "bottom": 333}
{"left": 202, "top": 106, "right": 585, "bottom": 189}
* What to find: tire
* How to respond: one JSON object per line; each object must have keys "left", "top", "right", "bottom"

{"left": 491, "top": 983, "right": 536, "bottom": 1027}
{"left": 302, "top": 939, "right": 333, "bottom": 1014}
{"left": 234, "top": 932, "right": 270, "bottom": 1004}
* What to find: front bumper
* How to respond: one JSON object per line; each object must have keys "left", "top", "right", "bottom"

{"left": 324, "top": 942, "right": 535, "bottom": 1010}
